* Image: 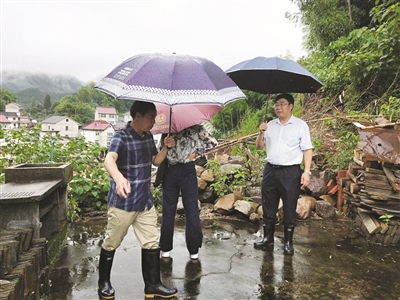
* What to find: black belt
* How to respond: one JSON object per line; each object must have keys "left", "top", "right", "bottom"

{"left": 267, "top": 163, "right": 299, "bottom": 168}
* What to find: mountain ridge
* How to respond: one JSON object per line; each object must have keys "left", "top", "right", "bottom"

{"left": 2, "top": 70, "right": 86, "bottom": 103}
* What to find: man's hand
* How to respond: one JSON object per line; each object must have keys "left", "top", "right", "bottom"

{"left": 114, "top": 176, "right": 131, "bottom": 199}
{"left": 259, "top": 122, "right": 267, "bottom": 133}
{"left": 301, "top": 172, "right": 311, "bottom": 189}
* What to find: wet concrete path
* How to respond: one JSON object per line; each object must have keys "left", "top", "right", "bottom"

{"left": 45, "top": 217, "right": 400, "bottom": 300}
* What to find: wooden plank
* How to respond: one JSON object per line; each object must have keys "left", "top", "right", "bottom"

{"left": 357, "top": 211, "right": 381, "bottom": 235}
{"left": 352, "top": 157, "right": 364, "bottom": 167}
{"left": 380, "top": 222, "right": 389, "bottom": 234}
{"left": 364, "top": 182, "right": 394, "bottom": 191}
{"left": 364, "top": 189, "right": 400, "bottom": 200}
{"left": 382, "top": 165, "right": 400, "bottom": 192}
{"left": 353, "top": 121, "right": 399, "bottom": 129}
{"left": 349, "top": 162, "right": 364, "bottom": 175}
{"left": 364, "top": 167, "right": 385, "bottom": 174}
{"left": 353, "top": 148, "right": 365, "bottom": 161}
{"left": 392, "top": 232, "right": 400, "bottom": 245}
{"left": 359, "top": 172, "right": 390, "bottom": 181}
{"left": 348, "top": 172, "right": 359, "bottom": 184}
{"left": 350, "top": 183, "right": 361, "bottom": 194}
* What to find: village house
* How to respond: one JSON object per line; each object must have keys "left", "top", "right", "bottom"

{"left": 95, "top": 106, "right": 118, "bottom": 125}
{"left": 40, "top": 116, "right": 80, "bottom": 138}
{"left": 0, "top": 113, "right": 11, "bottom": 129}
{"left": 0, "top": 103, "right": 33, "bottom": 129}
{"left": 81, "top": 120, "right": 115, "bottom": 148}
{"left": 5, "top": 103, "right": 24, "bottom": 115}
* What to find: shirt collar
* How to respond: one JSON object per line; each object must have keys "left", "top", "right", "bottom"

{"left": 276, "top": 114, "right": 294, "bottom": 125}
{"left": 126, "top": 122, "right": 150, "bottom": 139}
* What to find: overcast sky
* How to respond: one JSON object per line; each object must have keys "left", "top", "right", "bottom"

{"left": 1, "top": 0, "right": 306, "bottom": 83}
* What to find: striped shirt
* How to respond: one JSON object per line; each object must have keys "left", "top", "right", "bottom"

{"left": 107, "top": 122, "right": 158, "bottom": 212}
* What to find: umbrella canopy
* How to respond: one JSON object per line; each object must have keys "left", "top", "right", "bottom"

{"left": 225, "top": 56, "right": 323, "bottom": 94}
{"left": 95, "top": 53, "right": 246, "bottom": 106}
{"left": 152, "top": 103, "right": 221, "bottom": 134}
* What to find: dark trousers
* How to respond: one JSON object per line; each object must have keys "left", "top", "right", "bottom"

{"left": 261, "top": 163, "right": 302, "bottom": 226}
{"left": 159, "top": 162, "right": 203, "bottom": 254}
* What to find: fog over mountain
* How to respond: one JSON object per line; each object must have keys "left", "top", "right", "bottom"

{"left": 2, "top": 71, "right": 85, "bottom": 94}
{"left": 2, "top": 71, "right": 87, "bottom": 104}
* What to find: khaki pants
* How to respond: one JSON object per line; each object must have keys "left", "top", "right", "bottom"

{"left": 102, "top": 206, "right": 159, "bottom": 251}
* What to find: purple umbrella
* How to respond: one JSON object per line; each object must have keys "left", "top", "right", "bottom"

{"left": 95, "top": 53, "right": 245, "bottom": 105}
{"left": 95, "top": 53, "right": 245, "bottom": 133}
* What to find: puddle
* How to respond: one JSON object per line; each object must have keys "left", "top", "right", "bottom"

{"left": 44, "top": 217, "right": 400, "bottom": 299}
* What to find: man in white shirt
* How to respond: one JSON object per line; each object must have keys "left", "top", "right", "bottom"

{"left": 254, "top": 93, "right": 313, "bottom": 255}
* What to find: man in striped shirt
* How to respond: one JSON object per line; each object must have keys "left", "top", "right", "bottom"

{"left": 97, "top": 101, "right": 178, "bottom": 299}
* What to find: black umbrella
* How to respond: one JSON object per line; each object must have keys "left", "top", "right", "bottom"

{"left": 225, "top": 56, "right": 323, "bottom": 94}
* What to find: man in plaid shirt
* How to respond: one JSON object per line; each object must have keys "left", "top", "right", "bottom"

{"left": 97, "top": 101, "right": 178, "bottom": 299}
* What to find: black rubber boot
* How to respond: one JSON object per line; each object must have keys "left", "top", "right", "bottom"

{"left": 142, "top": 248, "right": 178, "bottom": 299}
{"left": 254, "top": 220, "right": 275, "bottom": 250}
{"left": 283, "top": 226, "right": 295, "bottom": 255}
{"left": 98, "top": 248, "right": 115, "bottom": 299}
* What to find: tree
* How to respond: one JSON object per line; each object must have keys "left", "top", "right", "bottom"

{"left": 0, "top": 88, "right": 17, "bottom": 112}
{"left": 52, "top": 82, "right": 129, "bottom": 125}
{"left": 299, "top": 0, "right": 400, "bottom": 110}
{"left": 43, "top": 94, "right": 52, "bottom": 111}
{"left": 288, "top": 0, "right": 375, "bottom": 51}
{"left": 54, "top": 95, "right": 94, "bottom": 125}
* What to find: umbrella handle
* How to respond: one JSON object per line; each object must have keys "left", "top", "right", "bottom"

{"left": 266, "top": 95, "right": 272, "bottom": 122}
{"left": 169, "top": 107, "right": 172, "bottom": 135}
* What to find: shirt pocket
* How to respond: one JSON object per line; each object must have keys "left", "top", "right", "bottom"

{"left": 284, "top": 133, "right": 300, "bottom": 148}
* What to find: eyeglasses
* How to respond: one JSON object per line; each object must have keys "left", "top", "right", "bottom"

{"left": 274, "top": 102, "right": 290, "bottom": 108}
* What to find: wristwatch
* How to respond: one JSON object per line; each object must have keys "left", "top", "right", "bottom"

{"left": 304, "top": 170, "right": 312, "bottom": 175}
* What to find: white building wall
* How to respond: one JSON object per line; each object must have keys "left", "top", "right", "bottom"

{"left": 100, "top": 126, "right": 115, "bottom": 148}
{"left": 5, "top": 103, "right": 23, "bottom": 115}
{"left": 124, "top": 112, "right": 131, "bottom": 122}
{"left": 95, "top": 111, "right": 118, "bottom": 125}
{"left": 82, "top": 126, "right": 115, "bottom": 148}
{"left": 41, "top": 118, "right": 80, "bottom": 138}
{"left": 82, "top": 130, "right": 98, "bottom": 144}
{"left": 7, "top": 116, "right": 20, "bottom": 129}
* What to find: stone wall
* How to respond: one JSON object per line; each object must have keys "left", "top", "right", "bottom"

{"left": 0, "top": 222, "right": 50, "bottom": 300}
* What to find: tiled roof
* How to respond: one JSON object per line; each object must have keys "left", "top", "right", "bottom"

{"left": 1, "top": 112, "right": 18, "bottom": 117}
{"left": 0, "top": 114, "right": 10, "bottom": 123}
{"left": 42, "top": 116, "right": 68, "bottom": 123}
{"left": 82, "top": 120, "right": 112, "bottom": 131}
{"left": 96, "top": 106, "right": 117, "bottom": 114}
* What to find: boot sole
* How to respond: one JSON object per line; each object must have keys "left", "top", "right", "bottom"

{"left": 145, "top": 292, "right": 178, "bottom": 298}
{"left": 98, "top": 292, "right": 115, "bottom": 300}
{"left": 254, "top": 243, "right": 274, "bottom": 250}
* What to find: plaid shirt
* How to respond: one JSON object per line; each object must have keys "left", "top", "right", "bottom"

{"left": 107, "top": 122, "right": 158, "bottom": 212}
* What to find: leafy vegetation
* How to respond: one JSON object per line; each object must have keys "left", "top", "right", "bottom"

{"left": 206, "top": 158, "right": 247, "bottom": 198}
{"left": 206, "top": 142, "right": 265, "bottom": 198}
{"left": 0, "top": 125, "right": 109, "bottom": 221}
{"left": 0, "top": 88, "right": 17, "bottom": 112}
{"left": 379, "top": 214, "right": 394, "bottom": 224}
